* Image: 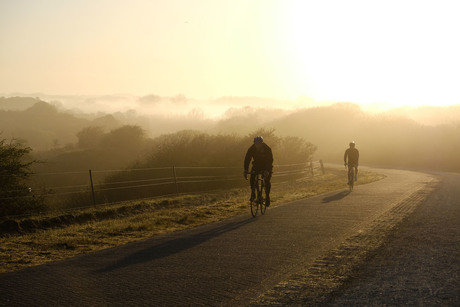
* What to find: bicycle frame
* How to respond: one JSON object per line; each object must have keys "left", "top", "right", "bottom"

{"left": 250, "top": 171, "right": 267, "bottom": 217}
{"left": 347, "top": 165, "right": 357, "bottom": 191}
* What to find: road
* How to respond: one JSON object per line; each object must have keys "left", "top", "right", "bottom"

{"left": 0, "top": 167, "right": 441, "bottom": 306}
{"left": 328, "top": 171, "right": 460, "bottom": 306}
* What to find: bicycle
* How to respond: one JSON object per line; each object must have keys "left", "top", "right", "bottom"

{"left": 250, "top": 171, "right": 267, "bottom": 217}
{"left": 345, "top": 164, "right": 357, "bottom": 191}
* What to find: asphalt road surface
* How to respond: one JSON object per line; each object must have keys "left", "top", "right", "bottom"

{"left": 0, "top": 167, "right": 444, "bottom": 306}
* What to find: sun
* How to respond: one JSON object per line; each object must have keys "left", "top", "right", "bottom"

{"left": 274, "top": 1, "right": 460, "bottom": 109}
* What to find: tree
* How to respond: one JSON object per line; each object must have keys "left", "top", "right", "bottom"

{"left": 0, "top": 137, "right": 44, "bottom": 217}
{"left": 76, "top": 126, "right": 105, "bottom": 148}
{"left": 102, "top": 125, "right": 146, "bottom": 149}
{"left": 277, "top": 136, "right": 317, "bottom": 165}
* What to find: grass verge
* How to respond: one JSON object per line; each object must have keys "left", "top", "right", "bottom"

{"left": 0, "top": 168, "right": 384, "bottom": 273}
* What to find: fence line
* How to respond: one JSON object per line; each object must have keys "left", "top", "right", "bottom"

{"left": 91, "top": 181, "right": 175, "bottom": 193}
{"left": 2, "top": 161, "right": 325, "bottom": 217}
{"left": 93, "top": 177, "right": 176, "bottom": 187}
{"left": 90, "top": 166, "right": 174, "bottom": 173}
{"left": 2, "top": 162, "right": 325, "bottom": 198}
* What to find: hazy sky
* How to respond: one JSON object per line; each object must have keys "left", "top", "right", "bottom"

{"left": 2, "top": 0, "right": 460, "bottom": 108}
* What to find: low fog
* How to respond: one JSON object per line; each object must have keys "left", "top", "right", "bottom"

{"left": 1, "top": 93, "right": 302, "bottom": 119}
{"left": 1, "top": 95, "right": 460, "bottom": 173}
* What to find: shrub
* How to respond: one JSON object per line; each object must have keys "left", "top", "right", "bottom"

{"left": 0, "top": 137, "right": 45, "bottom": 217}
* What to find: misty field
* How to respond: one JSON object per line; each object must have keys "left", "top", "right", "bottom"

{"left": 0, "top": 168, "right": 384, "bottom": 273}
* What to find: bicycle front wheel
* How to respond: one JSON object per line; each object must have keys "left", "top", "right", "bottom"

{"left": 259, "top": 183, "right": 267, "bottom": 215}
{"left": 348, "top": 168, "right": 354, "bottom": 191}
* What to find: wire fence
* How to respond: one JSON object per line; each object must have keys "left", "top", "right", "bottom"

{"left": 1, "top": 160, "right": 324, "bottom": 218}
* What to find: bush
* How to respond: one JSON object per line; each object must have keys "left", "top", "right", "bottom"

{"left": 0, "top": 138, "right": 45, "bottom": 217}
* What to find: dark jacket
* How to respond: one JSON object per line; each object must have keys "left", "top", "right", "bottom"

{"left": 344, "top": 147, "right": 359, "bottom": 166}
{"left": 244, "top": 143, "right": 273, "bottom": 172}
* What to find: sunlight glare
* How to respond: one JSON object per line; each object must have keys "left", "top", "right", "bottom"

{"left": 277, "top": 0, "right": 460, "bottom": 109}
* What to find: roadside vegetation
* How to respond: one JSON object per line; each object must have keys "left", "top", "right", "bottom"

{"left": 0, "top": 168, "right": 385, "bottom": 273}
{"left": 0, "top": 138, "right": 45, "bottom": 217}
{"left": 2, "top": 128, "right": 316, "bottom": 216}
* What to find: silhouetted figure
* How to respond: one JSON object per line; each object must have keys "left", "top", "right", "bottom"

{"left": 244, "top": 136, "right": 273, "bottom": 206}
{"left": 344, "top": 141, "right": 359, "bottom": 184}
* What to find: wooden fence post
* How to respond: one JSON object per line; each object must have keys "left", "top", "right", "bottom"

{"left": 320, "top": 159, "right": 325, "bottom": 174}
{"left": 89, "top": 169, "right": 96, "bottom": 206}
{"left": 172, "top": 166, "right": 179, "bottom": 195}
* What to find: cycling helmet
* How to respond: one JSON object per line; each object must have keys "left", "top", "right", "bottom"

{"left": 253, "top": 136, "right": 264, "bottom": 144}
{"left": 349, "top": 141, "right": 355, "bottom": 147}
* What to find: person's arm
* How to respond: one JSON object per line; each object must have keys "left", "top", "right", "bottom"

{"left": 243, "top": 147, "right": 252, "bottom": 178}
{"left": 344, "top": 149, "right": 348, "bottom": 165}
{"left": 244, "top": 148, "right": 252, "bottom": 171}
{"left": 268, "top": 147, "right": 274, "bottom": 171}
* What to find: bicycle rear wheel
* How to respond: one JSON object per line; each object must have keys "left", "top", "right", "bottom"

{"left": 250, "top": 189, "right": 258, "bottom": 217}
{"left": 259, "top": 182, "right": 267, "bottom": 215}
{"left": 348, "top": 168, "right": 354, "bottom": 191}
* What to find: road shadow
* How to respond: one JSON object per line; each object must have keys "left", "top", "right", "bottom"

{"left": 97, "top": 218, "right": 255, "bottom": 273}
{"left": 322, "top": 191, "right": 350, "bottom": 203}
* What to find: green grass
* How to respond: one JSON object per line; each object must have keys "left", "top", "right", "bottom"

{"left": 0, "top": 168, "right": 384, "bottom": 273}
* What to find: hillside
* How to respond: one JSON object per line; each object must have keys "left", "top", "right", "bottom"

{"left": 1, "top": 97, "right": 460, "bottom": 173}
{"left": 388, "top": 105, "right": 460, "bottom": 126}
{"left": 0, "top": 96, "right": 39, "bottom": 111}
{"left": 0, "top": 99, "right": 122, "bottom": 150}
{"left": 269, "top": 103, "right": 460, "bottom": 172}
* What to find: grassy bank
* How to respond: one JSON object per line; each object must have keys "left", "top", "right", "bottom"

{"left": 0, "top": 168, "right": 384, "bottom": 273}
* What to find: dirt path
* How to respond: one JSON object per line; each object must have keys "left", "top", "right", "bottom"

{"left": 0, "top": 168, "right": 439, "bottom": 306}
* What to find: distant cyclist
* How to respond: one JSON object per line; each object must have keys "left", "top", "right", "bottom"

{"left": 344, "top": 141, "right": 359, "bottom": 184}
{"left": 244, "top": 136, "right": 273, "bottom": 206}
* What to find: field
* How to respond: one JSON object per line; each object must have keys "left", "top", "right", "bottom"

{"left": 0, "top": 168, "right": 384, "bottom": 273}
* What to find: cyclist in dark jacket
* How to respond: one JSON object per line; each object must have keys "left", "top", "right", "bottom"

{"left": 244, "top": 136, "right": 273, "bottom": 206}
{"left": 344, "top": 141, "right": 359, "bottom": 183}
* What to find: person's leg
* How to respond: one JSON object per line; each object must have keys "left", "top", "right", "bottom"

{"left": 264, "top": 172, "right": 272, "bottom": 195}
{"left": 265, "top": 171, "right": 272, "bottom": 206}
